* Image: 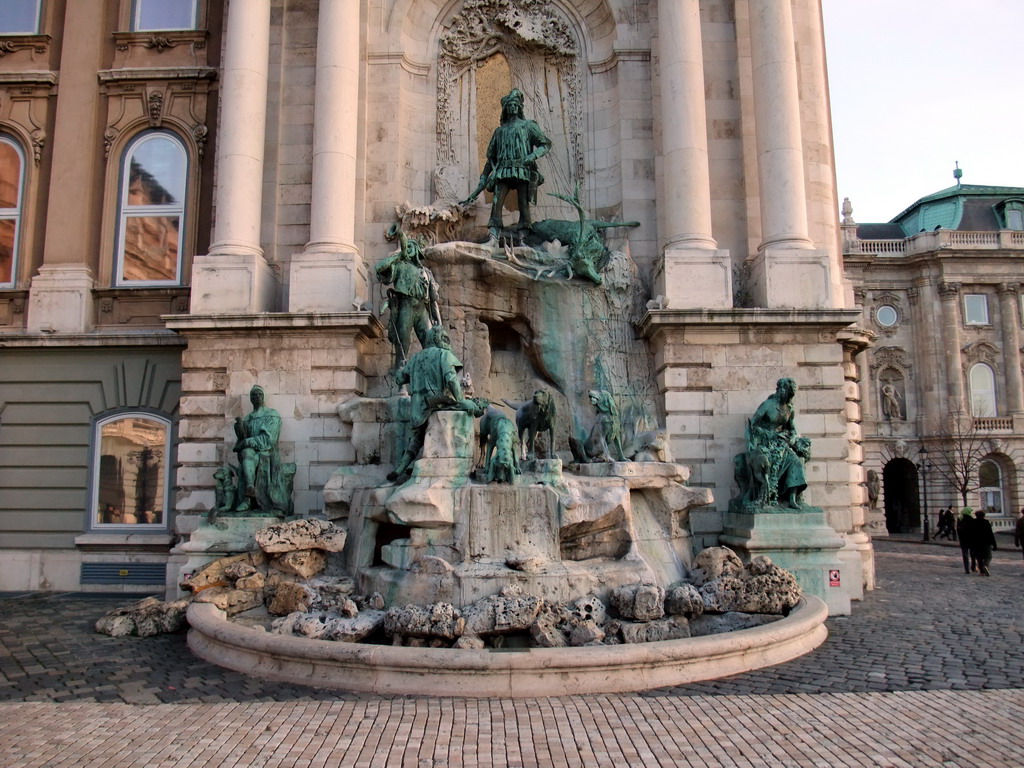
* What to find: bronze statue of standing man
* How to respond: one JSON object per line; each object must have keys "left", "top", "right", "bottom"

{"left": 462, "top": 88, "right": 553, "bottom": 240}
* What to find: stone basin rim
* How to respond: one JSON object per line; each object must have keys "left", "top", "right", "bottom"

{"left": 186, "top": 596, "right": 828, "bottom": 697}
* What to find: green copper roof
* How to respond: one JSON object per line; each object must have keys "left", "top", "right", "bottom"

{"left": 891, "top": 184, "right": 1024, "bottom": 235}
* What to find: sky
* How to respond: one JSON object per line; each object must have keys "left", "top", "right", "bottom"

{"left": 822, "top": 1, "right": 1024, "bottom": 224}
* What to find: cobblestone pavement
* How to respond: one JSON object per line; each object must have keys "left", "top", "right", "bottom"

{"left": 1, "top": 539, "right": 1022, "bottom": 766}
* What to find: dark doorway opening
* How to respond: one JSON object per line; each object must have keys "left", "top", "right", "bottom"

{"left": 883, "top": 458, "right": 919, "bottom": 533}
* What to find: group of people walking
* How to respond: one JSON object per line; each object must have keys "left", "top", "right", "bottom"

{"left": 953, "top": 507, "right": 998, "bottom": 576}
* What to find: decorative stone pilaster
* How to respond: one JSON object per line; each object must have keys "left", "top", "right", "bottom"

{"left": 938, "top": 281, "right": 965, "bottom": 410}
{"left": 653, "top": 0, "right": 731, "bottom": 309}
{"left": 997, "top": 283, "right": 1023, "bottom": 415}
{"left": 289, "top": 0, "right": 367, "bottom": 313}
{"left": 190, "top": 0, "right": 275, "bottom": 314}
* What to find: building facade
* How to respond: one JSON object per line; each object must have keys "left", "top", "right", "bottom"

{"left": 843, "top": 185, "right": 1024, "bottom": 535}
{"left": 0, "top": 0, "right": 874, "bottom": 599}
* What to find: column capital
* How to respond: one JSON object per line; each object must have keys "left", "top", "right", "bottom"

{"left": 938, "top": 281, "right": 961, "bottom": 299}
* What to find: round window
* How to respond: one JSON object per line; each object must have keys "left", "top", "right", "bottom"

{"left": 875, "top": 305, "right": 898, "bottom": 327}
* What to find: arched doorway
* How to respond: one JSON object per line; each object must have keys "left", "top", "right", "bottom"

{"left": 883, "top": 458, "right": 919, "bottom": 533}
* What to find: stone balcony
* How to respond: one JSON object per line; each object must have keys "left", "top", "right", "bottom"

{"left": 845, "top": 229, "right": 1024, "bottom": 257}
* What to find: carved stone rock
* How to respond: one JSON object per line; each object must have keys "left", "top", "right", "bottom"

{"left": 193, "top": 587, "right": 264, "bottom": 616}
{"left": 665, "top": 583, "right": 704, "bottom": 617}
{"left": 613, "top": 616, "right": 690, "bottom": 644}
{"left": 688, "top": 612, "right": 782, "bottom": 637}
{"left": 182, "top": 551, "right": 267, "bottom": 593}
{"left": 256, "top": 518, "right": 348, "bottom": 554}
{"left": 462, "top": 586, "right": 544, "bottom": 636}
{"left": 690, "top": 546, "right": 745, "bottom": 586}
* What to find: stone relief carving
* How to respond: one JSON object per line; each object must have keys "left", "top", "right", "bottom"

{"left": 869, "top": 346, "right": 912, "bottom": 375}
{"left": 962, "top": 340, "right": 1000, "bottom": 371}
{"left": 148, "top": 91, "right": 164, "bottom": 125}
{"left": 938, "top": 281, "right": 961, "bottom": 299}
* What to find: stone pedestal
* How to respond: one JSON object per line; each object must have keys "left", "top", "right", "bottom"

{"left": 719, "top": 510, "right": 850, "bottom": 616}
{"left": 655, "top": 247, "right": 732, "bottom": 309}
{"left": 26, "top": 264, "right": 95, "bottom": 332}
{"left": 168, "top": 516, "right": 276, "bottom": 599}
{"left": 288, "top": 250, "right": 367, "bottom": 312}
{"left": 747, "top": 248, "right": 831, "bottom": 309}
{"left": 189, "top": 252, "right": 278, "bottom": 313}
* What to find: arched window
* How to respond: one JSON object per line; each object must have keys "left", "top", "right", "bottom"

{"left": 90, "top": 412, "right": 172, "bottom": 529}
{"left": 115, "top": 132, "right": 188, "bottom": 285}
{"left": 969, "top": 363, "right": 997, "bottom": 417}
{"left": 0, "top": 135, "right": 25, "bottom": 287}
{"left": 978, "top": 459, "right": 1004, "bottom": 516}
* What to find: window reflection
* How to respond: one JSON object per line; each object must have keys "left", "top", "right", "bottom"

{"left": 117, "top": 133, "right": 187, "bottom": 284}
{"left": 96, "top": 417, "right": 167, "bottom": 526}
{"left": 0, "top": 137, "right": 23, "bottom": 286}
{"left": 134, "top": 0, "right": 197, "bottom": 32}
{"left": 0, "top": 0, "right": 40, "bottom": 35}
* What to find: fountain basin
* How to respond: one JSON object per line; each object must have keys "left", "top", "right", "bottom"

{"left": 187, "top": 595, "right": 828, "bottom": 697}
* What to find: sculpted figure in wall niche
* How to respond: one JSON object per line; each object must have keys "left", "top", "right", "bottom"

{"left": 217, "top": 385, "right": 295, "bottom": 518}
{"left": 376, "top": 224, "right": 442, "bottom": 371}
{"left": 461, "top": 88, "right": 552, "bottom": 240}
{"left": 881, "top": 382, "right": 903, "bottom": 420}
{"left": 866, "top": 469, "right": 880, "bottom": 510}
{"left": 739, "top": 378, "right": 812, "bottom": 511}
{"left": 387, "top": 326, "right": 488, "bottom": 481}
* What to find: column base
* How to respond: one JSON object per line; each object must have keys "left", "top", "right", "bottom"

{"left": 654, "top": 247, "right": 732, "bottom": 309}
{"left": 190, "top": 252, "right": 277, "bottom": 314}
{"left": 288, "top": 248, "right": 368, "bottom": 313}
{"left": 26, "top": 264, "right": 95, "bottom": 333}
{"left": 747, "top": 247, "right": 831, "bottom": 308}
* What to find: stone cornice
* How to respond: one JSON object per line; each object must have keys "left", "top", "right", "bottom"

{"left": 0, "top": 70, "right": 57, "bottom": 87}
{"left": 164, "top": 312, "right": 384, "bottom": 338}
{"left": 98, "top": 66, "right": 217, "bottom": 83}
{"left": 112, "top": 30, "right": 208, "bottom": 53}
{"left": 0, "top": 330, "right": 185, "bottom": 348}
{"left": 638, "top": 308, "right": 862, "bottom": 338}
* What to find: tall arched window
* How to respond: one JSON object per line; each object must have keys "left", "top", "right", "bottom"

{"left": 90, "top": 412, "right": 172, "bottom": 529}
{"left": 969, "top": 363, "right": 997, "bottom": 417}
{"left": 0, "top": 135, "right": 25, "bottom": 287}
{"left": 115, "top": 131, "right": 188, "bottom": 285}
{"left": 978, "top": 459, "right": 1004, "bottom": 516}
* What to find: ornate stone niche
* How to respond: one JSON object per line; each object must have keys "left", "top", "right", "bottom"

{"left": 877, "top": 367, "right": 906, "bottom": 422}
{"left": 435, "top": 0, "right": 584, "bottom": 215}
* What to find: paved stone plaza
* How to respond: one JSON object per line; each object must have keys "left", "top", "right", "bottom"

{"left": 2, "top": 539, "right": 1022, "bottom": 766}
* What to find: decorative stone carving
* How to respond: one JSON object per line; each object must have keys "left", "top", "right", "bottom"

{"left": 437, "top": 0, "right": 583, "bottom": 206}
{"left": 870, "top": 346, "right": 912, "bottom": 375}
{"left": 879, "top": 370, "right": 906, "bottom": 421}
{"left": 962, "top": 340, "right": 1000, "bottom": 369}
{"left": 938, "top": 281, "right": 962, "bottom": 299}
{"left": 147, "top": 90, "right": 164, "bottom": 125}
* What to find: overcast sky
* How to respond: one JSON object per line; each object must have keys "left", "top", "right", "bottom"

{"left": 822, "top": 1, "right": 1024, "bottom": 223}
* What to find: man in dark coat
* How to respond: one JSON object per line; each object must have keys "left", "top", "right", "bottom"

{"left": 971, "top": 509, "right": 998, "bottom": 577}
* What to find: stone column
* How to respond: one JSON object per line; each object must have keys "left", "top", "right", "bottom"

{"left": 938, "top": 282, "right": 965, "bottom": 412}
{"left": 26, "top": 2, "right": 108, "bottom": 332}
{"left": 190, "top": 0, "right": 276, "bottom": 314}
{"left": 653, "top": 0, "right": 731, "bottom": 309}
{"left": 745, "top": 0, "right": 830, "bottom": 308}
{"left": 998, "top": 284, "right": 1024, "bottom": 415}
{"left": 289, "top": 0, "right": 368, "bottom": 313}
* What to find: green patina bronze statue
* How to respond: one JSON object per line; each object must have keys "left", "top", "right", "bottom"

{"left": 211, "top": 385, "right": 295, "bottom": 520}
{"left": 461, "top": 88, "right": 553, "bottom": 239}
{"left": 376, "top": 224, "right": 442, "bottom": 371}
{"left": 387, "top": 326, "right": 488, "bottom": 481}
{"left": 734, "top": 378, "right": 812, "bottom": 511}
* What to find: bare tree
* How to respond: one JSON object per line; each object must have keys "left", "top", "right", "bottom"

{"left": 927, "top": 409, "right": 1014, "bottom": 508}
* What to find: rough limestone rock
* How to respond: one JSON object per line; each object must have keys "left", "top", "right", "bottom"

{"left": 255, "top": 518, "right": 348, "bottom": 554}
{"left": 271, "top": 549, "right": 327, "bottom": 579}
{"left": 688, "top": 612, "right": 782, "bottom": 637}
{"left": 305, "top": 579, "right": 356, "bottom": 613}
{"left": 698, "top": 555, "right": 801, "bottom": 614}
{"left": 193, "top": 587, "right": 264, "bottom": 616}
{"left": 462, "top": 586, "right": 544, "bottom": 636}
{"left": 268, "top": 581, "right": 315, "bottom": 615}
{"left": 571, "top": 595, "right": 607, "bottom": 625}
{"left": 383, "top": 603, "right": 464, "bottom": 640}
{"left": 690, "top": 546, "right": 744, "bottom": 586}
{"left": 183, "top": 551, "right": 267, "bottom": 592}
{"left": 320, "top": 611, "right": 385, "bottom": 642}
{"left": 613, "top": 616, "right": 690, "bottom": 644}
{"left": 568, "top": 620, "right": 605, "bottom": 646}
{"left": 611, "top": 583, "right": 665, "bottom": 621}
{"left": 529, "top": 610, "right": 568, "bottom": 648}
{"left": 95, "top": 597, "right": 190, "bottom": 637}
{"left": 453, "top": 634, "right": 486, "bottom": 649}
{"left": 665, "top": 583, "right": 704, "bottom": 617}
{"left": 236, "top": 572, "right": 266, "bottom": 591}
{"left": 270, "top": 611, "right": 305, "bottom": 635}
{"left": 293, "top": 612, "right": 333, "bottom": 638}
{"left": 223, "top": 562, "right": 258, "bottom": 582}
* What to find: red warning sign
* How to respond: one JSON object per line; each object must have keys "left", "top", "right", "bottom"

{"left": 829, "top": 569, "right": 841, "bottom": 587}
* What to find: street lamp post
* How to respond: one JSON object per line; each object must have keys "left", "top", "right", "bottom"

{"left": 918, "top": 446, "right": 931, "bottom": 541}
